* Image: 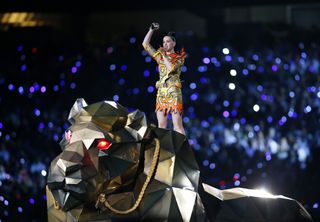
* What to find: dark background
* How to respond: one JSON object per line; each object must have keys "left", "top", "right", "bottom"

{"left": 0, "top": 0, "right": 320, "bottom": 221}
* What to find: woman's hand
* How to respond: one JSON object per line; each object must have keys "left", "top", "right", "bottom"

{"left": 150, "top": 22, "right": 160, "bottom": 31}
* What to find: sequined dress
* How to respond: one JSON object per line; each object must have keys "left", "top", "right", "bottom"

{"left": 143, "top": 43, "right": 186, "bottom": 115}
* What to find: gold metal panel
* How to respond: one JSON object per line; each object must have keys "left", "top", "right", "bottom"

{"left": 154, "top": 156, "right": 175, "bottom": 186}
{"left": 172, "top": 187, "right": 197, "bottom": 222}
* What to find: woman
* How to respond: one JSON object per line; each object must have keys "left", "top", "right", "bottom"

{"left": 142, "top": 22, "right": 186, "bottom": 135}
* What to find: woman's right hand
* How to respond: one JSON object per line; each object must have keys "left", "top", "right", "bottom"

{"left": 150, "top": 22, "right": 160, "bottom": 31}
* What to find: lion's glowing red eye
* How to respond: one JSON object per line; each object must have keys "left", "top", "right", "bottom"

{"left": 97, "top": 139, "right": 112, "bottom": 150}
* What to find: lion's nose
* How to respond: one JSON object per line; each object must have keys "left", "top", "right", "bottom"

{"left": 57, "top": 158, "right": 82, "bottom": 176}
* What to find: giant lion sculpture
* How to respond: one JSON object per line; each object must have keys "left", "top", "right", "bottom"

{"left": 46, "top": 99, "right": 313, "bottom": 222}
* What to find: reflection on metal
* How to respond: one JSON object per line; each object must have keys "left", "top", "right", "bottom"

{"left": 201, "top": 184, "right": 313, "bottom": 222}
{"left": 47, "top": 99, "right": 313, "bottom": 222}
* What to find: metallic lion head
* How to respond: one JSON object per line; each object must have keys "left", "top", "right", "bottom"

{"left": 47, "top": 99, "right": 148, "bottom": 212}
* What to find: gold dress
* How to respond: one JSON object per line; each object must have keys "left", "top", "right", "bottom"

{"left": 143, "top": 43, "right": 186, "bottom": 115}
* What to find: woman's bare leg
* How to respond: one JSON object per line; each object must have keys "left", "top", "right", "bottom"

{"left": 172, "top": 112, "right": 185, "bottom": 135}
{"left": 157, "top": 110, "right": 168, "bottom": 129}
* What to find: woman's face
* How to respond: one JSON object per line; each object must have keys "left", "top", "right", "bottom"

{"left": 163, "top": 36, "right": 176, "bottom": 52}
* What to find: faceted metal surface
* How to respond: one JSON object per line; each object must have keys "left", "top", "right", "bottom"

{"left": 201, "top": 184, "right": 313, "bottom": 222}
{"left": 47, "top": 99, "right": 313, "bottom": 222}
{"left": 47, "top": 99, "right": 147, "bottom": 220}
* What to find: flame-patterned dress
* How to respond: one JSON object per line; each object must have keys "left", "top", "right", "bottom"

{"left": 143, "top": 43, "right": 186, "bottom": 115}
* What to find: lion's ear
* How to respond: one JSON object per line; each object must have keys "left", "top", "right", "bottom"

{"left": 68, "top": 98, "right": 88, "bottom": 124}
{"left": 126, "top": 109, "right": 148, "bottom": 140}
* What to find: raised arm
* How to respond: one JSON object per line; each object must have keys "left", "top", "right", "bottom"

{"left": 142, "top": 23, "right": 161, "bottom": 62}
